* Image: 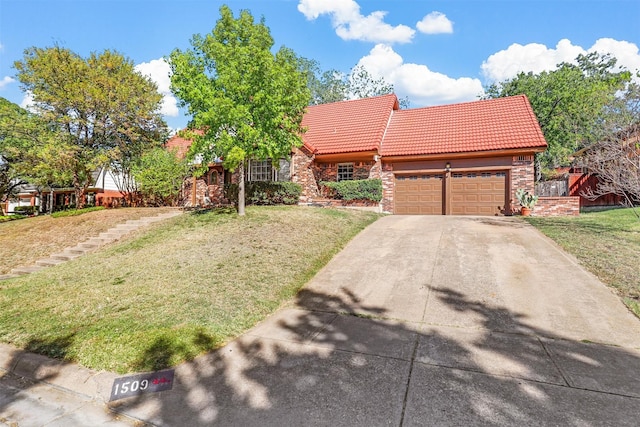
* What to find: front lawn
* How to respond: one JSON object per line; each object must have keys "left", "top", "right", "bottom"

{"left": 526, "top": 208, "right": 640, "bottom": 318}
{"left": 0, "top": 207, "right": 176, "bottom": 275}
{"left": 0, "top": 206, "right": 379, "bottom": 373}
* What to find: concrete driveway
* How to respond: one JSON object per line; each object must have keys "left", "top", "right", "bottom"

{"left": 3, "top": 216, "right": 640, "bottom": 426}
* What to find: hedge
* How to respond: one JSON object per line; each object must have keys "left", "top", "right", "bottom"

{"left": 321, "top": 179, "right": 382, "bottom": 202}
{"left": 224, "top": 181, "right": 302, "bottom": 206}
{"left": 13, "top": 206, "right": 37, "bottom": 215}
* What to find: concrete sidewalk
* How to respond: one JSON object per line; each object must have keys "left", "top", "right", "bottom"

{"left": 2, "top": 215, "right": 640, "bottom": 426}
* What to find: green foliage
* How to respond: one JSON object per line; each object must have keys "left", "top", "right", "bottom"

{"left": 13, "top": 46, "right": 167, "bottom": 207}
{"left": 515, "top": 189, "right": 539, "bottom": 209}
{"left": 132, "top": 148, "right": 191, "bottom": 206}
{"left": 13, "top": 206, "right": 37, "bottom": 215}
{"left": 483, "top": 52, "right": 631, "bottom": 173}
{"left": 51, "top": 206, "right": 105, "bottom": 218}
{"left": 321, "top": 179, "right": 383, "bottom": 202}
{"left": 302, "top": 60, "right": 410, "bottom": 108}
{"left": 224, "top": 181, "right": 302, "bottom": 205}
{"left": 169, "top": 6, "right": 310, "bottom": 214}
{"left": 0, "top": 214, "right": 26, "bottom": 222}
{"left": 0, "top": 97, "right": 72, "bottom": 211}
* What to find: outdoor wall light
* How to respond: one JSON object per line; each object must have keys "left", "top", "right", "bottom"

{"left": 445, "top": 162, "right": 451, "bottom": 172}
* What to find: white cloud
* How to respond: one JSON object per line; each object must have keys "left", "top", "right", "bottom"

{"left": 481, "top": 39, "right": 583, "bottom": 82}
{"left": 356, "top": 44, "right": 484, "bottom": 106}
{"left": 589, "top": 38, "right": 640, "bottom": 75}
{"left": 298, "top": 0, "right": 415, "bottom": 44}
{"left": 0, "top": 76, "right": 15, "bottom": 90}
{"left": 134, "top": 58, "right": 179, "bottom": 117}
{"left": 416, "top": 12, "right": 453, "bottom": 34}
{"left": 20, "top": 92, "right": 34, "bottom": 110}
{"left": 481, "top": 38, "right": 640, "bottom": 83}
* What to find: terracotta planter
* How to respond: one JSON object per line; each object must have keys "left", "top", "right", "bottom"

{"left": 521, "top": 207, "right": 531, "bottom": 216}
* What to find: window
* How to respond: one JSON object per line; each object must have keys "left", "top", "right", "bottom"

{"left": 248, "top": 160, "right": 275, "bottom": 182}
{"left": 337, "top": 163, "right": 353, "bottom": 181}
{"left": 208, "top": 170, "right": 218, "bottom": 185}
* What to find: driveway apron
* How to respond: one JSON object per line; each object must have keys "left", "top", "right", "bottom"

{"left": 99, "top": 216, "right": 640, "bottom": 425}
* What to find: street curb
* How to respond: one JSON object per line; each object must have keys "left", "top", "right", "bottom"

{"left": 0, "top": 343, "right": 115, "bottom": 402}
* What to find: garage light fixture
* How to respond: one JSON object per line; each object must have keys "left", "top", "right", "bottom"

{"left": 445, "top": 162, "right": 451, "bottom": 172}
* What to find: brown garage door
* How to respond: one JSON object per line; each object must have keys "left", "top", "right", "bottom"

{"left": 450, "top": 171, "right": 505, "bottom": 215}
{"left": 395, "top": 174, "right": 443, "bottom": 215}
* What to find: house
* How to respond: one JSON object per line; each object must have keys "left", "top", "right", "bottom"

{"left": 170, "top": 93, "right": 549, "bottom": 215}
{"left": 3, "top": 167, "right": 130, "bottom": 214}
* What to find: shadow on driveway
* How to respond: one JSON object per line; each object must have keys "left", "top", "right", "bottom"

{"left": 107, "top": 286, "right": 640, "bottom": 426}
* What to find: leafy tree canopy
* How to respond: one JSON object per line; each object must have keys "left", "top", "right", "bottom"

{"left": 132, "top": 147, "right": 191, "bottom": 206}
{"left": 168, "top": 5, "right": 311, "bottom": 214}
{"left": 13, "top": 46, "right": 167, "bottom": 207}
{"left": 484, "top": 52, "right": 631, "bottom": 175}
{"left": 302, "top": 59, "right": 410, "bottom": 108}
{"left": 0, "top": 97, "right": 74, "bottom": 214}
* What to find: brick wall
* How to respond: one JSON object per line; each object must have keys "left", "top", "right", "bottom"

{"left": 291, "top": 147, "right": 318, "bottom": 202}
{"left": 181, "top": 168, "right": 227, "bottom": 207}
{"left": 314, "top": 160, "right": 376, "bottom": 182}
{"left": 511, "top": 156, "right": 535, "bottom": 202}
{"left": 532, "top": 196, "right": 580, "bottom": 216}
{"left": 381, "top": 163, "right": 394, "bottom": 213}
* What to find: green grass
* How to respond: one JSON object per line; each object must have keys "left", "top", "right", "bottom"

{"left": 525, "top": 208, "right": 640, "bottom": 317}
{"left": 51, "top": 206, "right": 106, "bottom": 218}
{"left": 0, "top": 206, "right": 380, "bottom": 373}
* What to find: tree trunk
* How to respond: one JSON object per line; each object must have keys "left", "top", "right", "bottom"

{"left": 238, "top": 161, "right": 245, "bottom": 216}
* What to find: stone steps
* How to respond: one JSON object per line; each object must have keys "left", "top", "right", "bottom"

{"left": 3, "top": 210, "right": 182, "bottom": 280}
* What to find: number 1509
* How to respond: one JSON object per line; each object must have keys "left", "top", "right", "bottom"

{"left": 113, "top": 379, "right": 149, "bottom": 395}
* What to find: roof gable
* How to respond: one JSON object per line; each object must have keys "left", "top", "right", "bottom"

{"left": 380, "top": 95, "right": 547, "bottom": 157}
{"left": 301, "top": 94, "right": 399, "bottom": 155}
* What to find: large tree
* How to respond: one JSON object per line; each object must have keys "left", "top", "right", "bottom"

{"left": 169, "top": 6, "right": 310, "bottom": 215}
{"left": 14, "top": 46, "right": 167, "bottom": 207}
{"left": 484, "top": 52, "right": 631, "bottom": 177}
{"left": 579, "top": 79, "right": 640, "bottom": 217}
{"left": 0, "top": 97, "right": 73, "bottom": 214}
{"left": 302, "top": 59, "right": 410, "bottom": 108}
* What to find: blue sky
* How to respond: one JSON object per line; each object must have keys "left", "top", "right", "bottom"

{"left": 1, "top": 0, "right": 639, "bottom": 131}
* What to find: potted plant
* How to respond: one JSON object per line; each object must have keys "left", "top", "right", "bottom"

{"left": 515, "top": 189, "right": 538, "bottom": 216}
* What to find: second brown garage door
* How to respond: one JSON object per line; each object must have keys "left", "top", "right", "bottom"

{"left": 450, "top": 171, "right": 506, "bottom": 215}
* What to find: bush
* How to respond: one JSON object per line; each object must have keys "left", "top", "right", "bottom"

{"left": 225, "top": 181, "right": 302, "bottom": 206}
{"left": 321, "top": 179, "right": 382, "bottom": 202}
{"left": 13, "top": 206, "right": 37, "bottom": 215}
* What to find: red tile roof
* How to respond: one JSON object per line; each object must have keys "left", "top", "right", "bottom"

{"left": 165, "top": 129, "right": 204, "bottom": 159}
{"left": 380, "top": 95, "right": 547, "bottom": 157}
{"left": 301, "top": 94, "right": 399, "bottom": 155}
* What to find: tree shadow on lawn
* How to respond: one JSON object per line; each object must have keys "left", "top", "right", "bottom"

{"left": 109, "top": 286, "right": 640, "bottom": 426}
{"left": 0, "top": 333, "right": 134, "bottom": 425}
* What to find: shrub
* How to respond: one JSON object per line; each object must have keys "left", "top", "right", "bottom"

{"left": 321, "top": 179, "right": 382, "bottom": 202}
{"left": 225, "top": 182, "right": 302, "bottom": 206}
{"left": 13, "top": 206, "right": 37, "bottom": 215}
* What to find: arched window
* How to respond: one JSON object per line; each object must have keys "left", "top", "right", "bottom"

{"left": 208, "top": 170, "right": 218, "bottom": 185}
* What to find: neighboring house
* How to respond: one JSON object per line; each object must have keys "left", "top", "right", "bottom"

{"left": 169, "top": 93, "right": 548, "bottom": 215}
{"left": 3, "top": 167, "right": 129, "bottom": 213}
{"left": 3, "top": 182, "right": 39, "bottom": 214}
